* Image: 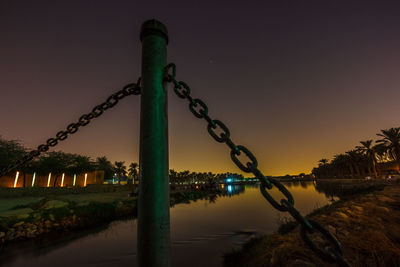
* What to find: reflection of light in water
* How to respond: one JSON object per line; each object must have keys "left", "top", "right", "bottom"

{"left": 227, "top": 185, "right": 233, "bottom": 193}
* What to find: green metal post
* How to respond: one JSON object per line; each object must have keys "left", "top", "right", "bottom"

{"left": 138, "top": 19, "right": 170, "bottom": 267}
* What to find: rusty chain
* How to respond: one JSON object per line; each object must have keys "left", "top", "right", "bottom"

{"left": 0, "top": 78, "right": 141, "bottom": 177}
{"left": 164, "top": 63, "right": 350, "bottom": 267}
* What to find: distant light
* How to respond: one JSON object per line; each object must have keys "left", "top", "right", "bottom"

{"left": 226, "top": 178, "right": 233, "bottom": 183}
{"left": 14, "top": 171, "right": 20, "bottom": 188}
{"left": 32, "top": 172, "right": 36, "bottom": 187}
{"left": 84, "top": 173, "right": 88, "bottom": 187}
{"left": 73, "top": 174, "right": 77, "bottom": 186}
{"left": 61, "top": 173, "right": 65, "bottom": 187}
{"left": 227, "top": 185, "right": 233, "bottom": 193}
{"left": 47, "top": 173, "right": 52, "bottom": 187}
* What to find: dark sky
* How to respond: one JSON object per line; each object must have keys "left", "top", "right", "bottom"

{"left": 1, "top": 1, "right": 400, "bottom": 175}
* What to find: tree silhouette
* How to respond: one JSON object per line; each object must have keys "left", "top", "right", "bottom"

{"left": 0, "top": 138, "right": 26, "bottom": 182}
{"left": 128, "top": 162, "right": 138, "bottom": 184}
{"left": 356, "top": 140, "right": 378, "bottom": 178}
{"left": 346, "top": 150, "right": 363, "bottom": 177}
{"left": 114, "top": 161, "right": 126, "bottom": 185}
{"left": 96, "top": 156, "right": 114, "bottom": 180}
{"left": 377, "top": 127, "right": 400, "bottom": 173}
{"left": 38, "top": 152, "right": 74, "bottom": 187}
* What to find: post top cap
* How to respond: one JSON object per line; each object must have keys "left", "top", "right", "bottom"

{"left": 140, "top": 19, "right": 168, "bottom": 44}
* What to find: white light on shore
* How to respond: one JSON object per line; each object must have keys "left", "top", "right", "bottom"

{"left": 14, "top": 171, "right": 20, "bottom": 188}
{"left": 47, "top": 173, "right": 52, "bottom": 187}
{"left": 32, "top": 172, "right": 36, "bottom": 187}
{"left": 61, "top": 173, "right": 65, "bottom": 187}
{"left": 73, "top": 174, "right": 76, "bottom": 186}
{"left": 84, "top": 173, "right": 88, "bottom": 187}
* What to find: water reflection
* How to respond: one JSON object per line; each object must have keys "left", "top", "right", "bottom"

{"left": 222, "top": 184, "right": 245, "bottom": 196}
{"left": 314, "top": 179, "right": 384, "bottom": 200}
{"left": 0, "top": 223, "right": 112, "bottom": 266}
{"left": 171, "top": 184, "right": 248, "bottom": 206}
{"left": 3, "top": 182, "right": 334, "bottom": 267}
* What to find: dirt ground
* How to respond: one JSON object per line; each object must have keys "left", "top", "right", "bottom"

{"left": 224, "top": 183, "right": 400, "bottom": 267}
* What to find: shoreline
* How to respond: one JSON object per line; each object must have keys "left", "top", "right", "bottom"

{"left": 0, "top": 187, "right": 225, "bottom": 245}
{"left": 1, "top": 179, "right": 392, "bottom": 260}
{"left": 223, "top": 181, "right": 400, "bottom": 266}
{"left": 0, "top": 196, "right": 137, "bottom": 245}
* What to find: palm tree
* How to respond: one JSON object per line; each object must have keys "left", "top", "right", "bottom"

{"left": 169, "top": 169, "right": 177, "bottom": 184}
{"left": 318, "top": 158, "right": 328, "bottom": 166}
{"left": 96, "top": 156, "right": 114, "bottom": 180}
{"left": 377, "top": 127, "right": 400, "bottom": 173}
{"left": 331, "top": 154, "right": 350, "bottom": 178}
{"left": 356, "top": 140, "right": 378, "bottom": 178}
{"left": 128, "top": 162, "right": 138, "bottom": 184}
{"left": 374, "top": 143, "right": 390, "bottom": 163}
{"left": 346, "top": 150, "right": 362, "bottom": 177}
{"left": 343, "top": 154, "right": 355, "bottom": 178}
{"left": 316, "top": 158, "right": 330, "bottom": 178}
{"left": 180, "top": 170, "right": 190, "bottom": 183}
{"left": 114, "top": 161, "right": 126, "bottom": 185}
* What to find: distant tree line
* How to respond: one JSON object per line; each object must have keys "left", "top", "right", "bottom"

{"left": 0, "top": 137, "right": 138, "bottom": 187}
{"left": 312, "top": 127, "right": 400, "bottom": 179}
{"left": 0, "top": 137, "right": 241, "bottom": 187}
{"left": 169, "top": 170, "right": 243, "bottom": 185}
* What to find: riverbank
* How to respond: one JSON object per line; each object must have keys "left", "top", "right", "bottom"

{"left": 223, "top": 181, "right": 400, "bottom": 266}
{"left": 0, "top": 190, "right": 136, "bottom": 244}
{"left": 0, "top": 186, "right": 225, "bottom": 245}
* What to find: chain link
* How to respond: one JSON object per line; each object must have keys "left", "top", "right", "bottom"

{"left": 0, "top": 78, "right": 141, "bottom": 177}
{"left": 164, "top": 63, "right": 350, "bottom": 267}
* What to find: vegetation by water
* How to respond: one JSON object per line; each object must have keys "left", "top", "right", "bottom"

{"left": 0, "top": 184, "right": 244, "bottom": 245}
{"left": 277, "top": 180, "right": 386, "bottom": 235}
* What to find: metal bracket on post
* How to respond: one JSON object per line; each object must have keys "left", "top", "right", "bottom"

{"left": 138, "top": 19, "right": 170, "bottom": 267}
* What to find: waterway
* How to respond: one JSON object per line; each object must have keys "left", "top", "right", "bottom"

{"left": 2, "top": 182, "right": 336, "bottom": 267}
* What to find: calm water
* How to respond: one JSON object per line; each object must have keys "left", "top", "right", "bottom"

{"left": 2, "top": 182, "right": 335, "bottom": 267}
